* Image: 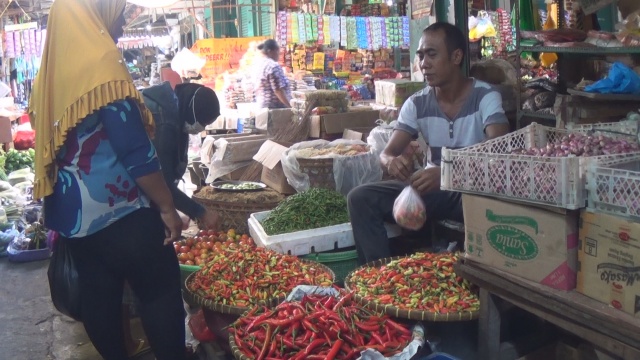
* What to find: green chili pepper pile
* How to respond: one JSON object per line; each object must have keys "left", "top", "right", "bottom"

{"left": 348, "top": 252, "right": 480, "bottom": 314}
{"left": 261, "top": 188, "right": 349, "bottom": 235}
{"left": 188, "top": 241, "right": 334, "bottom": 308}
{"left": 229, "top": 293, "right": 413, "bottom": 360}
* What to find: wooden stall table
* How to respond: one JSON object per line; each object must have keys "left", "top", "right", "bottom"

{"left": 454, "top": 259, "right": 640, "bottom": 360}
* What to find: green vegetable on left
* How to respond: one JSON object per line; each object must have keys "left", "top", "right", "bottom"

{"left": 3, "top": 148, "right": 34, "bottom": 173}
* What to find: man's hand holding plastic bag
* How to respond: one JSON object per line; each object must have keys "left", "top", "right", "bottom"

{"left": 393, "top": 186, "right": 427, "bottom": 231}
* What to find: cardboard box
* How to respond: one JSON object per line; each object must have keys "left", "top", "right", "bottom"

{"left": 309, "top": 110, "right": 380, "bottom": 139}
{"left": 463, "top": 194, "right": 579, "bottom": 290}
{"left": 374, "top": 79, "right": 425, "bottom": 107}
{"left": 268, "top": 109, "right": 293, "bottom": 138}
{"left": 225, "top": 117, "right": 238, "bottom": 130}
{"left": 577, "top": 211, "right": 640, "bottom": 316}
{"left": 205, "top": 115, "right": 225, "bottom": 130}
{"left": 253, "top": 140, "right": 296, "bottom": 194}
{"left": 343, "top": 127, "right": 375, "bottom": 141}
{"left": 221, "top": 164, "right": 250, "bottom": 181}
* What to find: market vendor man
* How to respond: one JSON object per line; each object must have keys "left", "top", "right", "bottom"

{"left": 348, "top": 22, "right": 510, "bottom": 265}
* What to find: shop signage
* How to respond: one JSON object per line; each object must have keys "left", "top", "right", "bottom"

{"left": 191, "top": 37, "right": 267, "bottom": 91}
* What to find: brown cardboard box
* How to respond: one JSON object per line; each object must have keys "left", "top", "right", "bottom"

{"left": 342, "top": 127, "right": 375, "bottom": 141}
{"left": 267, "top": 109, "right": 293, "bottom": 138}
{"left": 374, "top": 79, "right": 425, "bottom": 107}
{"left": 221, "top": 164, "right": 250, "bottom": 181}
{"left": 463, "top": 194, "right": 579, "bottom": 290}
{"left": 577, "top": 211, "right": 640, "bottom": 316}
{"left": 252, "top": 140, "right": 296, "bottom": 194}
{"left": 309, "top": 110, "right": 380, "bottom": 139}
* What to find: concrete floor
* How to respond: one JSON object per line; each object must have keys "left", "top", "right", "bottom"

{"left": 0, "top": 256, "right": 156, "bottom": 360}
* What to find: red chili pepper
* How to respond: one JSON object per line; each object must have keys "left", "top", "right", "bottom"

{"left": 355, "top": 322, "right": 380, "bottom": 332}
{"left": 264, "top": 313, "right": 304, "bottom": 327}
{"left": 325, "top": 339, "right": 344, "bottom": 360}
{"left": 257, "top": 325, "right": 273, "bottom": 360}
{"left": 302, "top": 319, "right": 319, "bottom": 333}
{"left": 334, "top": 291, "right": 353, "bottom": 310}
{"left": 303, "top": 339, "right": 326, "bottom": 355}
{"left": 385, "top": 319, "right": 411, "bottom": 336}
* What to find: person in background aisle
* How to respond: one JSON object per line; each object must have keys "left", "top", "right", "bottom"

{"left": 253, "top": 39, "right": 292, "bottom": 109}
{"left": 30, "top": 1, "right": 186, "bottom": 359}
{"left": 348, "top": 22, "right": 511, "bottom": 265}
{"left": 142, "top": 82, "right": 221, "bottom": 229}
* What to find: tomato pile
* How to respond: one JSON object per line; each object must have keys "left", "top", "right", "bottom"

{"left": 347, "top": 252, "right": 480, "bottom": 314}
{"left": 187, "top": 241, "right": 334, "bottom": 308}
{"left": 230, "top": 293, "right": 413, "bottom": 360}
{"left": 173, "top": 229, "right": 253, "bottom": 266}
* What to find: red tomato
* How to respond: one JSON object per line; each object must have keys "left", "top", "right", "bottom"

{"left": 186, "top": 238, "right": 194, "bottom": 247}
{"left": 179, "top": 246, "right": 190, "bottom": 254}
{"left": 185, "top": 260, "right": 195, "bottom": 266}
{"left": 187, "top": 253, "right": 195, "bottom": 261}
{"left": 207, "top": 230, "right": 216, "bottom": 236}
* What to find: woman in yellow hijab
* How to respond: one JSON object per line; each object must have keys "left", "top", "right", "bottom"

{"left": 31, "top": 1, "right": 186, "bottom": 359}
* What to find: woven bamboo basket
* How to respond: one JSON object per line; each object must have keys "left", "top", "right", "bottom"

{"left": 297, "top": 157, "right": 336, "bottom": 190}
{"left": 192, "top": 192, "right": 282, "bottom": 234}
{"left": 344, "top": 256, "right": 479, "bottom": 322}
{"left": 184, "top": 261, "right": 335, "bottom": 349}
{"left": 296, "top": 152, "right": 373, "bottom": 191}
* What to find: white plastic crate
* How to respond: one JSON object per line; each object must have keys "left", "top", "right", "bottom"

{"left": 566, "top": 119, "right": 639, "bottom": 138}
{"left": 248, "top": 210, "right": 402, "bottom": 256}
{"left": 441, "top": 123, "right": 640, "bottom": 210}
{"left": 587, "top": 154, "right": 640, "bottom": 220}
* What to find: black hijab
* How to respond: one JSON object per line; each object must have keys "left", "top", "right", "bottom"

{"left": 175, "top": 83, "right": 221, "bottom": 126}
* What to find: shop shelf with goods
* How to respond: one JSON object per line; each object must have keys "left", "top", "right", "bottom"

{"left": 513, "top": 0, "right": 640, "bottom": 130}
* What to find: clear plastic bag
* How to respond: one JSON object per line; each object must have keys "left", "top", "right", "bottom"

{"left": 281, "top": 139, "right": 382, "bottom": 195}
{"left": 393, "top": 186, "right": 427, "bottom": 231}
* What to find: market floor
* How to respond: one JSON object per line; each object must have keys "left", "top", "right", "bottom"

{"left": 0, "top": 257, "right": 156, "bottom": 360}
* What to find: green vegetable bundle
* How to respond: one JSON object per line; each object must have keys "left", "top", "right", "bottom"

{"left": 261, "top": 188, "right": 349, "bottom": 235}
{"left": 4, "top": 149, "right": 34, "bottom": 173}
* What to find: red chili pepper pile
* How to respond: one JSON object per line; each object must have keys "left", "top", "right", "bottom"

{"left": 188, "top": 241, "right": 334, "bottom": 307}
{"left": 229, "top": 293, "right": 413, "bottom": 360}
{"left": 348, "top": 252, "right": 480, "bottom": 313}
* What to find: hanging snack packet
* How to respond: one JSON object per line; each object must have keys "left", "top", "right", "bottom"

{"left": 393, "top": 186, "right": 427, "bottom": 231}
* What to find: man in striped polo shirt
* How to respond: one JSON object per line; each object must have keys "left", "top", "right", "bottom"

{"left": 348, "top": 22, "right": 510, "bottom": 265}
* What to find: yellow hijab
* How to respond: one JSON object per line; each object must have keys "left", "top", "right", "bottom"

{"left": 30, "top": 0, "right": 154, "bottom": 199}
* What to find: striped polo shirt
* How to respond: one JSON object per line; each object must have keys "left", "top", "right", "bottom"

{"left": 395, "top": 79, "right": 508, "bottom": 165}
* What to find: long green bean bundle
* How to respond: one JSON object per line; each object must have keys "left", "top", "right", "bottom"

{"left": 261, "top": 188, "right": 349, "bottom": 235}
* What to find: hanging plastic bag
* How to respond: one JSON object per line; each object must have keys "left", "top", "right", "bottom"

{"left": 47, "top": 238, "right": 82, "bottom": 321}
{"left": 393, "top": 186, "right": 427, "bottom": 231}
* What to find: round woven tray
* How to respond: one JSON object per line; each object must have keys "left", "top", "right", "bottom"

{"left": 192, "top": 192, "right": 282, "bottom": 234}
{"left": 344, "top": 256, "right": 479, "bottom": 322}
{"left": 227, "top": 297, "right": 283, "bottom": 360}
{"left": 184, "top": 259, "right": 336, "bottom": 315}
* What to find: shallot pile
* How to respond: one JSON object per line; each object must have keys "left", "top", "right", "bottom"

{"left": 511, "top": 133, "right": 640, "bottom": 158}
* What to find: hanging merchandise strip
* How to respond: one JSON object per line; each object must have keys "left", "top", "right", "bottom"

{"left": 323, "top": 16, "right": 331, "bottom": 45}
{"left": 278, "top": 13, "right": 410, "bottom": 49}
{"left": 340, "top": 16, "right": 348, "bottom": 47}
{"left": 347, "top": 17, "right": 358, "bottom": 50}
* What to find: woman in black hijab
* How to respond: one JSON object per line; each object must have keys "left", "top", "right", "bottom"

{"left": 142, "top": 82, "right": 221, "bottom": 229}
